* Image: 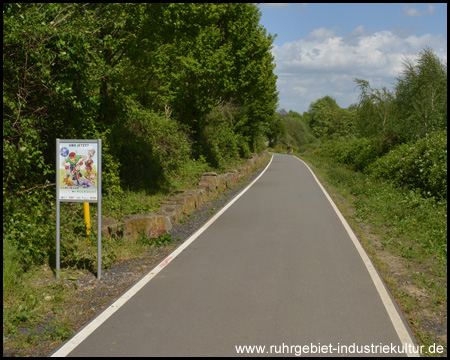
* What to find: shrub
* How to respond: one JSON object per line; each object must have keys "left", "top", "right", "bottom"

{"left": 237, "top": 134, "right": 252, "bottom": 159}
{"left": 315, "top": 137, "right": 382, "bottom": 172}
{"left": 113, "top": 99, "right": 192, "bottom": 191}
{"left": 3, "top": 192, "right": 55, "bottom": 270}
{"left": 199, "top": 103, "right": 242, "bottom": 169}
{"left": 368, "top": 131, "right": 447, "bottom": 199}
{"left": 351, "top": 138, "right": 384, "bottom": 172}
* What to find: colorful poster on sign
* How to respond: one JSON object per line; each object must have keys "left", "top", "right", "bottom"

{"left": 58, "top": 141, "right": 99, "bottom": 201}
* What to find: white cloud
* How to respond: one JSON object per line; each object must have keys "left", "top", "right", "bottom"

{"left": 307, "top": 27, "right": 338, "bottom": 40}
{"left": 350, "top": 25, "right": 366, "bottom": 37}
{"left": 402, "top": 4, "right": 435, "bottom": 17}
{"left": 272, "top": 27, "right": 447, "bottom": 113}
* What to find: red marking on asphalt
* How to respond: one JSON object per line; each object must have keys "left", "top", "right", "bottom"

{"left": 160, "top": 256, "right": 173, "bottom": 268}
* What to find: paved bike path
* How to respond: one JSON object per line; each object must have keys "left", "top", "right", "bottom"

{"left": 54, "top": 154, "right": 417, "bottom": 357}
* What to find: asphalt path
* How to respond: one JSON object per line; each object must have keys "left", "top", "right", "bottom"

{"left": 52, "top": 153, "right": 418, "bottom": 357}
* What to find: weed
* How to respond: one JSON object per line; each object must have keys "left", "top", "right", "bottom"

{"left": 381, "top": 237, "right": 394, "bottom": 250}
{"left": 138, "top": 233, "right": 173, "bottom": 247}
{"left": 43, "top": 320, "right": 73, "bottom": 341}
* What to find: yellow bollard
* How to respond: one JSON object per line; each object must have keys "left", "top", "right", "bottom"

{"left": 84, "top": 202, "right": 91, "bottom": 235}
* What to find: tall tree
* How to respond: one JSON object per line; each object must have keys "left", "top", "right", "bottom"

{"left": 394, "top": 47, "right": 447, "bottom": 141}
{"left": 307, "top": 96, "right": 339, "bottom": 138}
{"left": 354, "top": 79, "right": 397, "bottom": 142}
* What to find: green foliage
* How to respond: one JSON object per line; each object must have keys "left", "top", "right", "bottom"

{"left": 138, "top": 233, "right": 173, "bottom": 247}
{"left": 102, "top": 190, "right": 161, "bottom": 221}
{"left": 113, "top": 99, "right": 191, "bottom": 191}
{"left": 123, "top": 3, "right": 278, "bottom": 158}
{"left": 315, "top": 137, "right": 383, "bottom": 172}
{"left": 394, "top": 47, "right": 447, "bottom": 141}
{"left": 3, "top": 238, "right": 22, "bottom": 296}
{"left": 3, "top": 118, "right": 54, "bottom": 197}
{"left": 99, "top": 129, "right": 124, "bottom": 197}
{"left": 354, "top": 79, "right": 398, "bottom": 144}
{"left": 3, "top": 189, "right": 55, "bottom": 270}
{"left": 198, "top": 102, "right": 241, "bottom": 169}
{"left": 368, "top": 131, "right": 447, "bottom": 200}
{"left": 314, "top": 131, "right": 447, "bottom": 199}
{"left": 354, "top": 47, "right": 447, "bottom": 146}
{"left": 274, "top": 110, "right": 316, "bottom": 149}
{"left": 306, "top": 97, "right": 356, "bottom": 140}
{"left": 266, "top": 112, "right": 286, "bottom": 146}
{"left": 3, "top": 3, "right": 110, "bottom": 197}
{"left": 301, "top": 47, "right": 447, "bottom": 204}
{"left": 307, "top": 96, "right": 339, "bottom": 139}
{"left": 3, "top": 3, "right": 277, "bottom": 274}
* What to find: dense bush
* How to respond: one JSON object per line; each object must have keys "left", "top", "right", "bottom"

{"left": 274, "top": 110, "right": 316, "bottom": 149}
{"left": 3, "top": 190, "right": 55, "bottom": 270}
{"left": 368, "top": 131, "right": 447, "bottom": 200}
{"left": 315, "top": 137, "right": 383, "bottom": 172}
{"left": 198, "top": 103, "right": 241, "bottom": 169}
{"left": 112, "top": 99, "right": 192, "bottom": 191}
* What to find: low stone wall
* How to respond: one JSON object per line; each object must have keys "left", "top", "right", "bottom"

{"left": 101, "top": 151, "right": 268, "bottom": 241}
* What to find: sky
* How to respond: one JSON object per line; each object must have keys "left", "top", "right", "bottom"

{"left": 257, "top": 3, "right": 447, "bottom": 114}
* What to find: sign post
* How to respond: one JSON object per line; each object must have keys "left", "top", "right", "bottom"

{"left": 84, "top": 202, "right": 91, "bottom": 235}
{"left": 56, "top": 139, "right": 102, "bottom": 279}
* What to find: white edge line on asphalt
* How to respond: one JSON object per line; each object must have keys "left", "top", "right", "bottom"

{"left": 50, "top": 154, "right": 274, "bottom": 357}
{"left": 293, "top": 155, "right": 419, "bottom": 357}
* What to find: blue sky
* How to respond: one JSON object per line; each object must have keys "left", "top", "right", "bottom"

{"left": 257, "top": 3, "right": 447, "bottom": 114}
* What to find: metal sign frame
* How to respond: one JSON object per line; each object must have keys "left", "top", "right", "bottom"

{"left": 56, "top": 139, "right": 102, "bottom": 279}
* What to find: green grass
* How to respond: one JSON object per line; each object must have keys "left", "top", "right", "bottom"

{"left": 300, "top": 153, "right": 447, "bottom": 263}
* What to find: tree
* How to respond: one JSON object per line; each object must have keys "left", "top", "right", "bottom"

{"left": 353, "top": 47, "right": 447, "bottom": 146}
{"left": 333, "top": 107, "right": 356, "bottom": 138}
{"left": 120, "top": 3, "right": 278, "bottom": 158}
{"left": 275, "top": 110, "right": 315, "bottom": 149}
{"left": 307, "top": 96, "right": 355, "bottom": 139}
{"left": 266, "top": 112, "right": 285, "bottom": 147}
{"left": 354, "top": 79, "right": 397, "bottom": 144}
{"left": 394, "top": 47, "right": 447, "bottom": 141}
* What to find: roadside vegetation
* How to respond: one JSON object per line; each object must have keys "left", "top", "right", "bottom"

{"left": 3, "top": 3, "right": 446, "bottom": 357}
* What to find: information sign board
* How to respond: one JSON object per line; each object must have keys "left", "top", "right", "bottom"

{"left": 56, "top": 139, "right": 102, "bottom": 278}
{"left": 57, "top": 140, "right": 99, "bottom": 202}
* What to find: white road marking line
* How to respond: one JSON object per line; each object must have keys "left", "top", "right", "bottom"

{"left": 50, "top": 155, "right": 274, "bottom": 357}
{"left": 293, "top": 155, "right": 419, "bottom": 357}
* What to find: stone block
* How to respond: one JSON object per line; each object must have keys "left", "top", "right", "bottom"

{"left": 159, "top": 201, "right": 184, "bottom": 224}
{"left": 120, "top": 213, "right": 172, "bottom": 241}
{"left": 101, "top": 216, "right": 121, "bottom": 239}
